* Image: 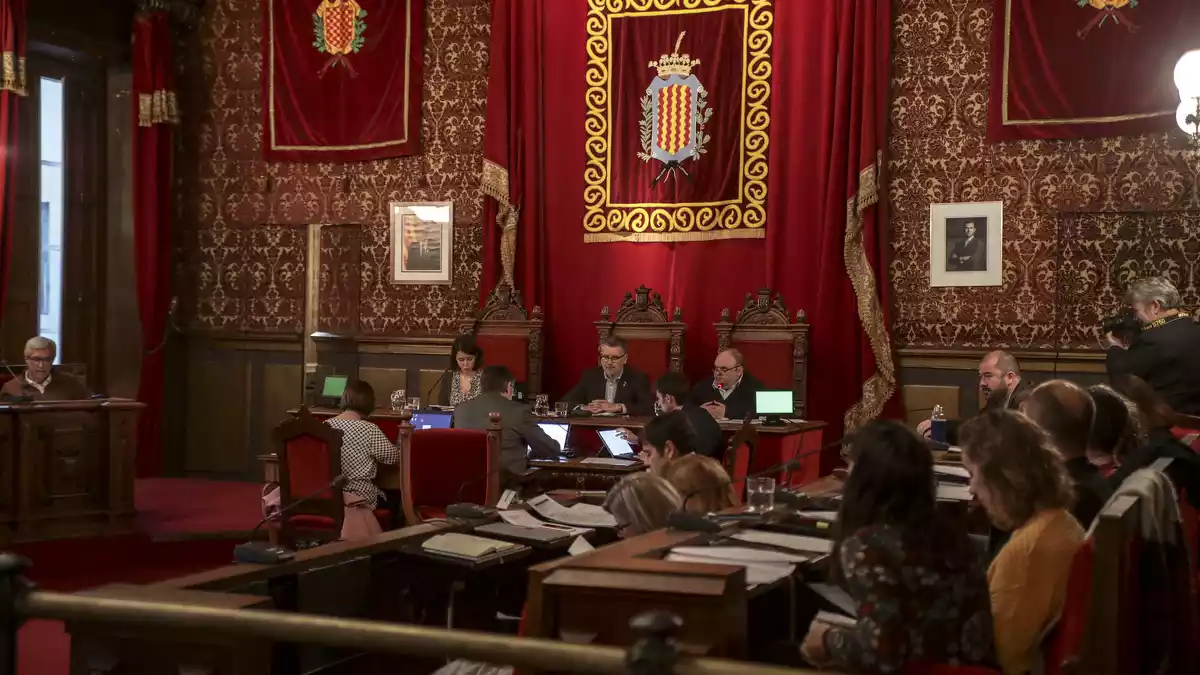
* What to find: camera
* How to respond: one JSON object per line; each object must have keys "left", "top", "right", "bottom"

{"left": 1101, "top": 309, "right": 1141, "bottom": 343}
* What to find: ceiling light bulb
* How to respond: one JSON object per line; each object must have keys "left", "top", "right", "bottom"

{"left": 1175, "top": 50, "right": 1200, "bottom": 99}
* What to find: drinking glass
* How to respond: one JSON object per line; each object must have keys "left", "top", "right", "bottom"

{"left": 389, "top": 390, "right": 406, "bottom": 412}
{"left": 407, "top": 397, "right": 421, "bottom": 410}
{"left": 554, "top": 402, "right": 569, "bottom": 417}
{"left": 746, "top": 476, "right": 776, "bottom": 513}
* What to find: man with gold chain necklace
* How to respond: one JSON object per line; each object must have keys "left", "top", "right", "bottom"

{"left": 1106, "top": 277, "right": 1200, "bottom": 416}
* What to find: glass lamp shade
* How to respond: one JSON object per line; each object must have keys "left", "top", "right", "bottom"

{"left": 1178, "top": 99, "right": 1198, "bottom": 135}
{"left": 1175, "top": 50, "right": 1200, "bottom": 99}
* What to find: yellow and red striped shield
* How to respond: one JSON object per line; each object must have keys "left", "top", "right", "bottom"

{"left": 655, "top": 83, "right": 694, "bottom": 155}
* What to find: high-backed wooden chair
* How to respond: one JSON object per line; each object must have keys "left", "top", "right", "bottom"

{"left": 715, "top": 289, "right": 811, "bottom": 418}
{"left": 595, "top": 286, "right": 684, "bottom": 383}
{"left": 398, "top": 410, "right": 502, "bottom": 524}
{"left": 724, "top": 419, "right": 757, "bottom": 503}
{"left": 273, "top": 406, "right": 346, "bottom": 545}
{"left": 460, "top": 282, "right": 545, "bottom": 395}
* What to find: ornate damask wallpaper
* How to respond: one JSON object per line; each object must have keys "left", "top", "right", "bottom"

{"left": 175, "top": 0, "right": 490, "bottom": 335}
{"left": 889, "top": 0, "right": 1200, "bottom": 349}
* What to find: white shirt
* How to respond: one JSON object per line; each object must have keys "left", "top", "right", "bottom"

{"left": 25, "top": 373, "right": 50, "bottom": 394}
{"left": 717, "top": 375, "right": 742, "bottom": 400}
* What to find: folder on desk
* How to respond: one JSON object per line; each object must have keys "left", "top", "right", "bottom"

{"left": 420, "top": 533, "right": 521, "bottom": 561}
{"left": 474, "top": 522, "right": 574, "bottom": 545}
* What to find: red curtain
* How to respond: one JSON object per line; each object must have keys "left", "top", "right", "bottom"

{"left": 481, "top": 0, "right": 899, "bottom": 435}
{"left": 261, "top": 0, "right": 424, "bottom": 162}
{"left": 133, "top": 10, "right": 178, "bottom": 477}
{"left": 0, "top": 0, "right": 26, "bottom": 314}
{"left": 989, "top": 0, "right": 1200, "bottom": 141}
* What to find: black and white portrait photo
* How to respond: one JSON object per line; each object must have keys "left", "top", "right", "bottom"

{"left": 945, "top": 217, "right": 988, "bottom": 272}
{"left": 929, "top": 201, "right": 1003, "bottom": 288}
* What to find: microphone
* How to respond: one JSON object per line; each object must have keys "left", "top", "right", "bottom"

{"left": 233, "top": 474, "right": 347, "bottom": 564}
{"left": 425, "top": 369, "right": 452, "bottom": 405}
{"left": 735, "top": 434, "right": 848, "bottom": 486}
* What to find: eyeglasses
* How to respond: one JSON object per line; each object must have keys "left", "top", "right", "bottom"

{"left": 712, "top": 365, "right": 741, "bottom": 374}
{"left": 600, "top": 354, "right": 627, "bottom": 363}
{"left": 26, "top": 357, "right": 51, "bottom": 364}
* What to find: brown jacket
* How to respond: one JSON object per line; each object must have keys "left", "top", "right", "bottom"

{"left": 0, "top": 372, "right": 89, "bottom": 401}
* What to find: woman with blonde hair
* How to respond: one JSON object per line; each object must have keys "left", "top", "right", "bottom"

{"left": 660, "top": 454, "right": 737, "bottom": 514}
{"left": 603, "top": 473, "right": 682, "bottom": 538}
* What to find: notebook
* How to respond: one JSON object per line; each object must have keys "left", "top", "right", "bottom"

{"left": 420, "top": 533, "right": 520, "bottom": 560}
{"left": 598, "top": 428, "right": 637, "bottom": 458}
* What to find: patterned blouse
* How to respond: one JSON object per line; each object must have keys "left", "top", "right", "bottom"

{"left": 450, "top": 371, "right": 482, "bottom": 406}
{"left": 325, "top": 418, "right": 399, "bottom": 509}
{"left": 824, "top": 524, "right": 995, "bottom": 674}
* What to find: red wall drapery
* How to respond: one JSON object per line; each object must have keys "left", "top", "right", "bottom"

{"left": 481, "top": 0, "right": 899, "bottom": 434}
{"left": 133, "top": 10, "right": 178, "bottom": 477}
{"left": 0, "top": 0, "right": 26, "bottom": 314}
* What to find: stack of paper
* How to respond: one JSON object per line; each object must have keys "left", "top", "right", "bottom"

{"left": 421, "top": 533, "right": 519, "bottom": 560}
{"left": 498, "top": 509, "right": 592, "bottom": 536}
{"left": 579, "top": 457, "right": 638, "bottom": 467}
{"left": 935, "top": 484, "right": 973, "bottom": 501}
{"left": 527, "top": 494, "right": 618, "bottom": 528}
{"left": 666, "top": 546, "right": 804, "bottom": 586}
{"left": 795, "top": 510, "right": 839, "bottom": 523}
{"left": 732, "top": 529, "right": 833, "bottom": 554}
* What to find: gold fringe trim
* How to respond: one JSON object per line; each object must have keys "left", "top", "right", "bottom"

{"left": 584, "top": 229, "right": 766, "bottom": 244}
{"left": 1, "top": 53, "right": 26, "bottom": 97}
{"left": 842, "top": 151, "right": 897, "bottom": 432}
{"left": 138, "top": 90, "right": 180, "bottom": 127}
{"left": 481, "top": 158, "right": 510, "bottom": 208}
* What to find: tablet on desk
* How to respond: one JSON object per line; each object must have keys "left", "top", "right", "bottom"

{"left": 598, "top": 428, "right": 638, "bottom": 458}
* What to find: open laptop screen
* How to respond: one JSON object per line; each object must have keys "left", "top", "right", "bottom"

{"left": 533, "top": 421, "right": 570, "bottom": 454}
{"left": 598, "top": 428, "right": 637, "bottom": 458}
{"left": 411, "top": 412, "right": 452, "bottom": 430}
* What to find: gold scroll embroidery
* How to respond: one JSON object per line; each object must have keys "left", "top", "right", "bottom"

{"left": 138, "top": 90, "right": 180, "bottom": 127}
{"left": 1, "top": 53, "right": 26, "bottom": 97}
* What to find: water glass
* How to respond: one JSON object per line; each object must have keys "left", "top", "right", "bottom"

{"left": 389, "top": 390, "right": 406, "bottom": 412}
{"left": 746, "top": 476, "right": 776, "bottom": 513}
{"left": 407, "top": 396, "right": 421, "bottom": 410}
{"left": 554, "top": 402, "right": 569, "bottom": 417}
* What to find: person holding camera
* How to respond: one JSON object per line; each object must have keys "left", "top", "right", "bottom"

{"left": 1105, "top": 277, "right": 1200, "bottom": 416}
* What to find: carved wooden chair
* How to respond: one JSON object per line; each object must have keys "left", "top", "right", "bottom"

{"left": 595, "top": 285, "right": 685, "bottom": 384}
{"left": 714, "top": 289, "right": 811, "bottom": 418}
{"left": 399, "top": 410, "right": 503, "bottom": 524}
{"left": 459, "top": 282, "right": 545, "bottom": 396}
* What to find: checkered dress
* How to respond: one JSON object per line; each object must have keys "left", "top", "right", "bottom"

{"left": 326, "top": 418, "right": 399, "bottom": 508}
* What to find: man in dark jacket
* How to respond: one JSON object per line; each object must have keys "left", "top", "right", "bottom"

{"left": 690, "top": 348, "right": 765, "bottom": 421}
{"left": 918, "top": 350, "right": 1033, "bottom": 444}
{"left": 656, "top": 372, "right": 723, "bottom": 460}
{"left": 1023, "top": 380, "right": 1112, "bottom": 529}
{"left": 1106, "top": 276, "right": 1200, "bottom": 416}
{"left": 564, "top": 335, "right": 654, "bottom": 416}
{"left": 453, "top": 365, "right": 560, "bottom": 478}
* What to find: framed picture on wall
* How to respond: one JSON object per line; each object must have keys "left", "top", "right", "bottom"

{"left": 929, "top": 201, "right": 1003, "bottom": 287}
{"left": 389, "top": 201, "right": 453, "bottom": 285}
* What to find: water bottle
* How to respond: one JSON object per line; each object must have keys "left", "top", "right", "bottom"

{"left": 930, "top": 404, "right": 947, "bottom": 443}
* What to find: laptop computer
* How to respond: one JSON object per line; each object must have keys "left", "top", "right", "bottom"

{"left": 411, "top": 411, "right": 453, "bottom": 430}
{"left": 321, "top": 375, "right": 347, "bottom": 406}
{"left": 532, "top": 421, "right": 570, "bottom": 455}
{"left": 598, "top": 428, "right": 638, "bottom": 459}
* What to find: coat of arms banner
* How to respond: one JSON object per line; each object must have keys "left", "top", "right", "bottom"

{"left": 988, "top": 0, "right": 1200, "bottom": 141}
{"left": 262, "top": 0, "right": 424, "bottom": 162}
{"left": 583, "top": 0, "right": 773, "bottom": 243}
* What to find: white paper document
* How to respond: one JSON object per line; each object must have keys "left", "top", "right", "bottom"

{"left": 796, "top": 510, "right": 839, "bottom": 522}
{"left": 732, "top": 530, "right": 833, "bottom": 554}
{"left": 527, "top": 495, "right": 618, "bottom": 528}
{"left": 815, "top": 610, "right": 856, "bottom": 629}
{"left": 670, "top": 546, "right": 809, "bottom": 564}
{"left": 579, "top": 457, "right": 638, "bottom": 467}
{"left": 933, "top": 464, "right": 970, "bottom": 479}
{"left": 936, "top": 483, "right": 973, "bottom": 501}
{"left": 498, "top": 509, "right": 591, "bottom": 536}
{"left": 568, "top": 536, "right": 594, "bottom": 556}
{"left": 808, "top": 582, "right": 857, "bottom": 617}
{"left": 665, "top": 548, "right": 798, "bottom": 586}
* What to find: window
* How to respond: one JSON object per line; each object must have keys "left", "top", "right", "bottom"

{"left": 38, "top": 76, "right": 64, "bottom": 364}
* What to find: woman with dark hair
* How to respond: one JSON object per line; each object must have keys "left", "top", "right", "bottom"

{"left": 329, "top": 380, "right": 400, "bottom": 510}
{"left": 448, "top": 334, "right": 484, "bottom": 405}
{"left": 638, "top": 411, "right": 697, "bottom": 474}
{"left": 1087, "top": 384, "right": 1142, "bottom": 477}
{"left": 959, "top": 410, "right": 1082, "bottom": 675}
{"left": 799, "top": 420, "right": 994, "bottom": 673}
{"left": 1109, "top": 375, "right": 1200, "bottom": 508}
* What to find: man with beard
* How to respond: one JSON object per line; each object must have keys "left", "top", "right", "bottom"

{"left": 918, "top": 350, "right": 1032, "bottom": 444}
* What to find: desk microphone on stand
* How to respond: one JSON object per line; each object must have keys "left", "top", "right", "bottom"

{"left": 233, "top": 474, "right": 347, "bottom": 564}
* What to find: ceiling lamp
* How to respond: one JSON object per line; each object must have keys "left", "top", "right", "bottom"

{"left": 1175, "top": 50, "right": 1200, "bottom": 147}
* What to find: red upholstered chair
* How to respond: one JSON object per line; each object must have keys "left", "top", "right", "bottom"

{"left": 273, "top": 406, "right": 345, "bottom": 544}
{"left": 724, "top": 421, "right": 757, "bottom": 504}
{"left": 460, "top": 282, "right": 545, "bottom": 395}
{"left": 399, "top": 411, "right": 502, "bottom": 523}
{"left": 595, "top": 286, "right": 684, "bottom": 384}
{"left": 1042, "top": 538, "right": 1096, "bottom": 675}
{"left": 715, "top": 289, "right": 811, "bottom": 418}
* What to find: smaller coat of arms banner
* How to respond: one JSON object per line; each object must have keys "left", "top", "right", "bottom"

{"left": 583, "top": 0, "right": 773, "bottom": 243}
{"left": 263, "top": 0, "right": 424, "bottom": 162}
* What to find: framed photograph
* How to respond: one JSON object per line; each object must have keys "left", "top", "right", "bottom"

{"left": 929, "top": 201, "right": 1003, "bottom": 287}
{"left": 389, "top": 201, "right": 453, "bottom": 285}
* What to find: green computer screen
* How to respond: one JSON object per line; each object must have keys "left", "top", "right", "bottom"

{"left": 322, "top": 375, "right": 348, "bottom": 398}
{"left": 755, "top": 390, "right": 793, "bottom": 415}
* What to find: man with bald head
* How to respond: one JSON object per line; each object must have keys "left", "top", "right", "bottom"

{"left": 918, "top": 350, "right": 1033, "bottom": 443}
{"left": 1024, "top": 380, "right": 1112, "bottom": 528}
{"left": 690, "top": 348, "right": 765, "bottom": 421}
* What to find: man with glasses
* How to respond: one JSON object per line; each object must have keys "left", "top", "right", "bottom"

{"left": 564, "top": 335, "right": 653, "bottom": 415}
{"left": 0, "top": 336, "right": 88, "bottom": 401}
{"left": 690, "top": 348, "right": 764, "bottom": 421}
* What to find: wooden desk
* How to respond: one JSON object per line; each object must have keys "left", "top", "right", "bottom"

{"left": 527, "top": 456, "right": 643, "bottom": 490}
{"left": 0, "top": 399, "right": 143, "bottom": 543}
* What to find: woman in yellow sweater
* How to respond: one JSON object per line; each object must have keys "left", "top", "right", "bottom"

{"left": 958, "top": 410, "right": 1085, "bottom": 675}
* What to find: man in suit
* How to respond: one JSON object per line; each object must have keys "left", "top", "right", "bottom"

{"left": 452, "top": 365, "right": 560, "bottom": 479}
{"left": 689, "top": 348, "right": 764, "bottom": 421}
{"left": 0, "top": 336, "right": 88, "bottom": 402}
{"left": 948, "top": 220, "right": 985, "bottom": 271}
{"left": 1106, "top": 276, "right": 1200, "bottom": 415}
{"left": 917, "top": 350, "right": 1032, "bottom": 444}
{"left": 656, "top": 372, "right": 723, "bottom": 460}
{"left": 1023, "top": 380, "right": 1112, "bottom": 529}
{"left": 564, "top": 336, "right": 654, "bottom": 415}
